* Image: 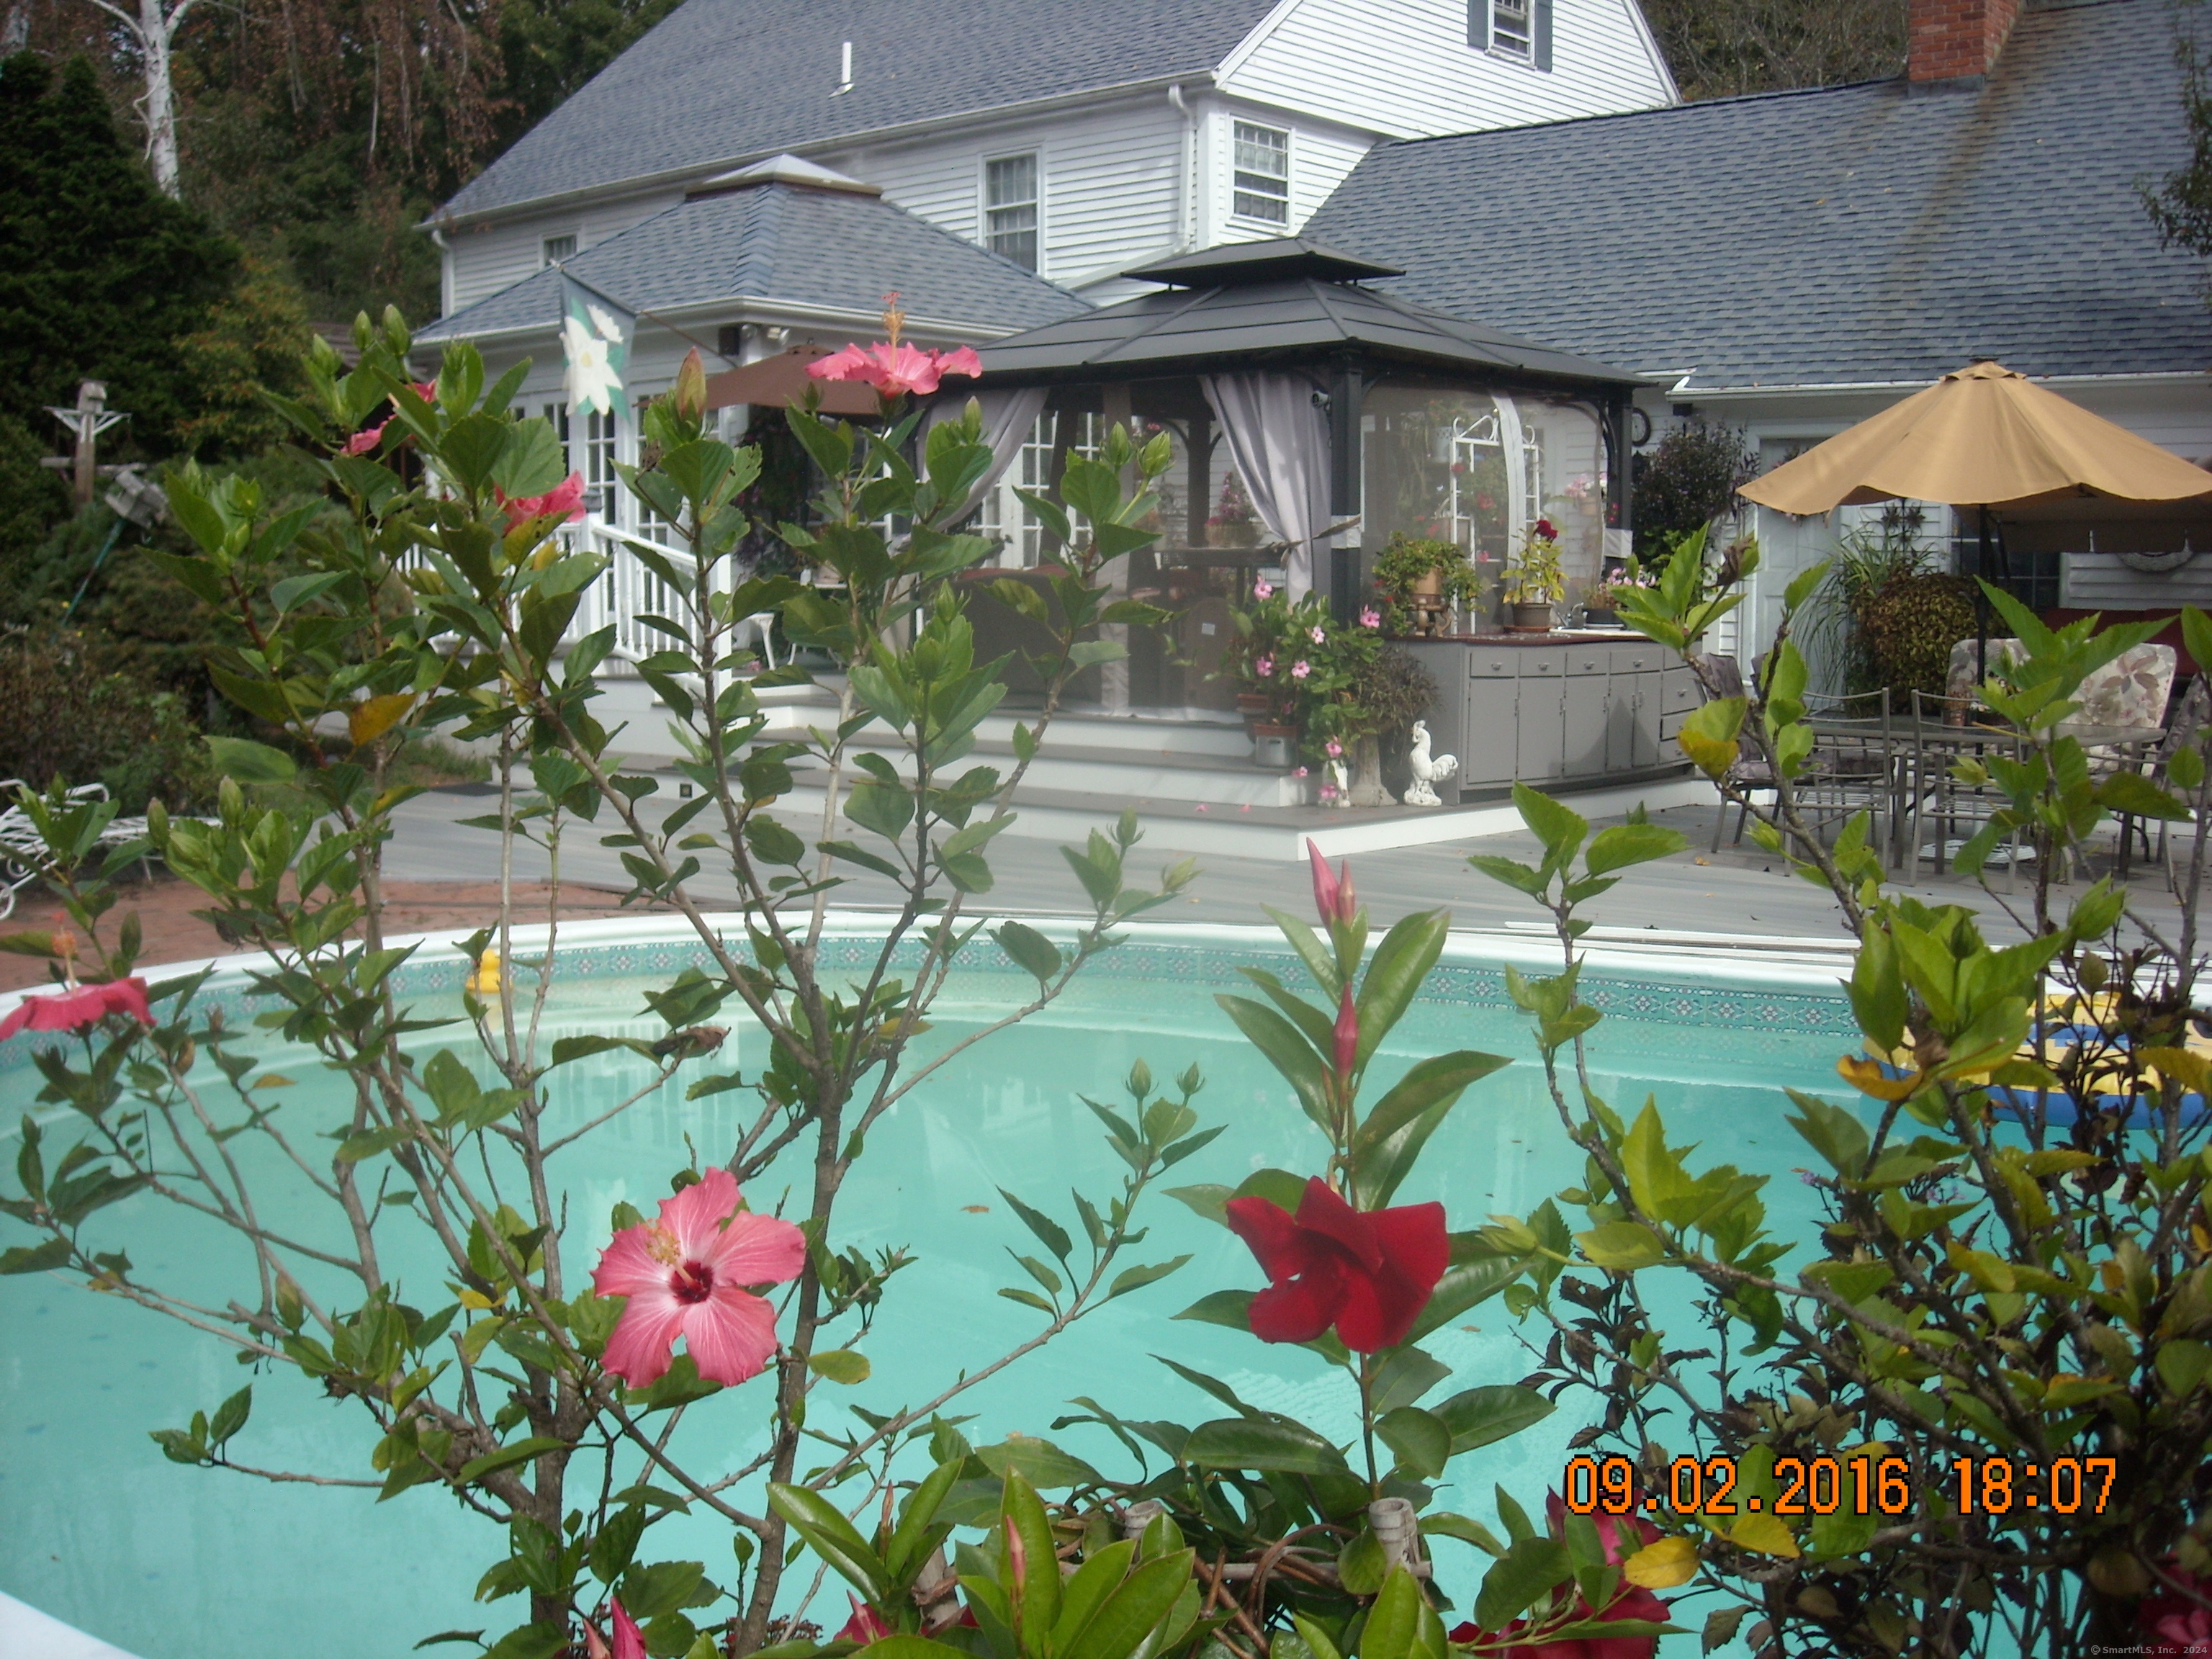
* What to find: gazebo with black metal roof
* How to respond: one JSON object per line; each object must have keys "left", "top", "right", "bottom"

{"left": 961, "top": 238, "right": 1644, "bottom": 718}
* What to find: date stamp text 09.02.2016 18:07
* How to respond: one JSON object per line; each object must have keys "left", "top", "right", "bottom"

{"left": 1563, "top": 1453, "right": 2120, "bottom": 1517}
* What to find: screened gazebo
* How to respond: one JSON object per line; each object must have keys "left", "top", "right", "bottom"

{"left": 946, "top": 238, "right": 1644, "bottom": 719}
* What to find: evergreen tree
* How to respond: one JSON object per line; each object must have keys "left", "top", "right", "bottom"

{"left": 0, "top": 53, "right": 238, "bottom": 458}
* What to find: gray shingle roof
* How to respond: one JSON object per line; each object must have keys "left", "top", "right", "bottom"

{"left": 440, "top": 0, "right": 1278, "bottom": 222}
{"left": 979, "top": 261, "right": 1637, "bottom": 387}
{"left": 418, "top": 180, "right": 1089, "bottom": 343}
{"left": 1304, "top": 0, "right": 2212, "bottom": 390}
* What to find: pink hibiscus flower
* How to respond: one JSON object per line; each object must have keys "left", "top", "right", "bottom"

{"left": 341, "top": 421, "right": 389, "bottom": 456}
{"left": 495, "top": 472, "right": 588, "bottom": 526}
{"left": 590, "top": 1168, "right": 805, "bottom": 1387}
{"left": 809, "top": 341, "right": 984, "bottom": 399}
{"left": 1310, "top": 625, "right": 1326, "bottom": 644}
{"left": 1254, "top": 656, "right": 1274, "bottom": 678}
{"left": 1253, "top": 580, "right": 1274, "bottom": 600}
{"left": 1291, "top": 660, "right": 1310, "bottom": 679}
{"left": 1359, "top": 607, "right": 1382, "bottom": 629}
{"left": 0, "top": 978, "right": 154, "bottom": 1043}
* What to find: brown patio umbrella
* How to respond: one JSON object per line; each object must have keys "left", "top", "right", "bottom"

{"left": 1738, "top": 361, "right": 2212, "bottom": 514}
{"left": 702, "top": 346, "right": 881, "bottom": 418}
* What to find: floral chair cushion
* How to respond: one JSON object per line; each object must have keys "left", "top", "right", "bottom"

{"left": 1945, "top": 637, "right": 2025, "bottom": 709}
{"left": 2069, "top": 644, "right": 2177, "bottom": 732}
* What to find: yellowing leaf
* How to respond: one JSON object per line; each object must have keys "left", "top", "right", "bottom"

{"left": 2139, "top": 1046, "right": 2211, "bottom": 1095}
{"left": 1729, "top": 1513, "right": 1800, "bottom": 1557}
{"left": 457, "top": 1287, "right": 498, "bottom": 1311}
{"left": 1838, "top": 1053, "right": 1921, "bottom": 1102}
{"left": 1622, "top": 1536, "right": 1699, "bottom": 1588}
{"left": 1675, "top": 725, "right": 1738, "bottom": 781}
{"left": 349, "top": 693, "right": 415, "bottom": 747}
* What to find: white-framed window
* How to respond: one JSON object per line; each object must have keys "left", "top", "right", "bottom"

{"left": 1231, "top": 122, "right": 1290, "bottom": 226}
{"left": 977, "top": 410, "right": 1103, "bottom": 567}
{"left": 583, "top": 408, "right": 621, "bottom": 521}
{"left": 983, "top": 153, "right": 1040, "bottom": 270}
{"left": 1473, "top": 0, "right": 1550, "bottom": 68}
{"left": 541, "top": 234, "right": 577, "bottom": 266}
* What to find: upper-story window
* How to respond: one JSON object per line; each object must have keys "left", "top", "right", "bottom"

{"left": 984, "top": 153, "right": 1040, "bottom": 269}
{"left": 1471, "top": 0, "right": 1552, "bottom": 69}
{"left": 542, "top": 234, "right": 577, "bottom": 266}
{"left": 1232, "top": 122, "right": 1290, "bottom": 225}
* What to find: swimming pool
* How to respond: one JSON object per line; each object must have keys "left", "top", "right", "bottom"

{"left": 0, "top": 919, "right": 1858, "bottom": 1659}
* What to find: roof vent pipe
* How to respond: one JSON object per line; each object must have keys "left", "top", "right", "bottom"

{"left": 834, "top": 40, "right": 853, "bottom": 95}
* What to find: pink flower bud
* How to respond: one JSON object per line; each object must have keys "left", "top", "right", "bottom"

{"left": 1334, "top": 984, "right": 1359, "bottom": 1079}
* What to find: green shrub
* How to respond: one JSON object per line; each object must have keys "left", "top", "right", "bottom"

{"left": 1858, "top": 570, "right": 1977, "bottom": 697}
{"left": 0, "top": 628, "right": 215, "bottom": 811}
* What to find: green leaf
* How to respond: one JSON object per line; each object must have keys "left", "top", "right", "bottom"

{"left": 974, "top": 1436, "right": 1105, "bottom": 1491}
{"left": 1576, "top": 1221, "right": 1665, "bottom": 1268}
{"left": 1429, "top": 1385, "right": 1555, "bottom": 1455}
{"left": 1474, "top": 1537, "right": 1573, "bottom": 1632}
{"left": 1215, "top": 994, "right": 1334, "bottom": 1129}
{"left": 1061, "top": 1550, "right": 1195, "bottom": 1659}
{"left": 809, "top": 1349, "right": 871, "bottom": 1385}
{"left": 1583, "top": 822, "right": 1687, "bottom": 876}
{"left": 768, "top": 1482, "right": 891, "bottom": 1600}
{"left": 995, "top": 920, "right": 1064, "bottom": 984}
{"left": 1359, "top": 1567, "right": 1427, "bottom": 1659}
{"left": 1354, "top": 910, "right": 1451, "bottom": 1071}
{"left": 998, "top": 1189, "right": 1073, "bottom": 1262}
{"left": 1406, "top": 1253, "right": 1527, "bottom": 1341}
{"left": 1512, "top": 782, "right": 1588, "bottom": 866}
{"left": 1107, "top": 1256, "right": 1192, "bottom": 1299}
{"left": 1370, "top": 1345, "right": 1452, "bottom": 1414}
{"left": 1182, "top": 1417, "right": 1349, "bottom": 1475}
{"left": 205, "top": 736, "right": 299, "bottom": 784}
{"left": 0, "top": 1238, "right": 71, "bottom": 1274}
{"left": 480, "top": 1623, "right": 567, "bottom": 1659}
{"left": 1352, "top": 1050, "right": 1510, "bottom": 1161}
{"left": 455, "top": 1436, "right": 569, "bottom": 1485}
{"left": 1376, "top": 1406, "right": 1452, "bottom": 1479}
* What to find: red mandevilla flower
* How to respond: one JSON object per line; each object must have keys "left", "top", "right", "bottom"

{"left": 1534, "top": 518, "right": 1558, "bottom": 539}
{"left": 2140, "top": 1564, "right": 2212, "bottom": 1656}
{"left": 837, "top": 1596, "right": 893, "bottom": 1645}
{"left": 584, "top": 1596, "right": 646, "bottom": 1659}
{"left": 1333, "top": 985, "right": 1359, "bottom": 1080}
{"left": 0, "top": 977, "right": 153, "bottom": 1043}
{"left": 1306, "top": 839, "right": 1357, "bottom": 927}
{"left": 590, "top": 1168, "right": 805, "bottom": 1386}
{"left": 1224, "top": 1177, "right": 1447, "bottom": 1352}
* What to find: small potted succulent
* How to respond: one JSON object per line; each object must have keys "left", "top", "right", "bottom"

{"left": 1502, "top": 518, "right": 1567, "bottom": 631}
{"left": 1205, "top": 472, "right": 1259, "bottom": 547}
{"left": 1370, "top": 534, "right": 1484, "bottom": 637}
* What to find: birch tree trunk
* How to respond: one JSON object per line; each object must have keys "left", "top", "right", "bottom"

{"left": 84, "top": 0, "right": 194, "bottom": 197}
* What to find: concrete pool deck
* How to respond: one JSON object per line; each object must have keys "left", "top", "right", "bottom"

{"left": 1, "top": 1591, "right": 142, "bottom": 1659}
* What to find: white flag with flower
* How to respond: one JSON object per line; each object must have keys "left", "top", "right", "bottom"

{"left": 559, "top": 274, "right": 632, "bottom": 418}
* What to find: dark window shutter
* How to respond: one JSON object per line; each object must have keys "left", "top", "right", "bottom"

{"left": 1468, "top": 0, "right": 1491, "bottom": 50}
{"left": 1533, "top": 0, "right": 1553, "bottom": 71}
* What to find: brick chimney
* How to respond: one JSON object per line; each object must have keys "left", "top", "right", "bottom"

{"left": 1909, "top": 0, "right": 2021, "bottom": 84}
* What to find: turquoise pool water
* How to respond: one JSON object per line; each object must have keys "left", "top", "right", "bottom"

{"left": 0, "top": 925, "right": 1858, "bottom": 1659}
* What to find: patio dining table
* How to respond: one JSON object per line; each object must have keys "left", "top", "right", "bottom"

{"left": 1803, "top": 714, "right": 2162, "bottom": 876}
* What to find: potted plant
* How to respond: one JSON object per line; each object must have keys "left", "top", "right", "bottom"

{"left": 1502, "top": 517, "right": 1566, "bottom": 631}
{"left": 1370, "top": 533, "right": 1484, "bottom": 637}
{"left": 1205, "top": 472, "right": 1259, "bottom": 547}
{"left": 1583, "top": 562, "right": 1653, "bottom": 627}
{"left": 1225, "top": 581, "right": 1331, "bottom": 767}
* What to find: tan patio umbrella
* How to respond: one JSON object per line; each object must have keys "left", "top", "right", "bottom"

{"left": 1738, "top": 361, "right": 2212, "bottom": 514}
{"left": 703, "top": 346, "right": 881, "bottom": 418}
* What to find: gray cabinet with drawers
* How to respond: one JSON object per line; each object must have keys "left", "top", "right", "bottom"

{"left": 1399, "top": 637, "right": 1701, "bottom": 801}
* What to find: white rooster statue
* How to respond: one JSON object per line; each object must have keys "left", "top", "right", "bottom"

{"left": 1403, "top": 720, "right": 1460, "bottom": 806}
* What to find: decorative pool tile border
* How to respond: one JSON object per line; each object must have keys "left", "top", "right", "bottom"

{"left": 1, "top": 929, "right": 1854, "bottom": 1080}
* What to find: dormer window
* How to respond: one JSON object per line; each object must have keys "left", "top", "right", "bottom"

{"left": 1232, "top": 121, "right": 1290, "bottom": 226}
{"left": 1472, "top": 0, "right": 1552, "bottom": 69}
{"left": 542, "top": 234, "right": 577, "bottom": 266}
{"left": 984, "top": 153, "right": 1040, "bottom": 270}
